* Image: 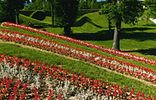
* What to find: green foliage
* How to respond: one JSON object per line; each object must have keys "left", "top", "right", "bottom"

{"left": 55, "top": 0, "right": 79, "bottom": 26}
{"left": 79, "top": 0, "right": 102, "bottom": 9}
{"left": 79, "top": 2, "right": 88, "bottom": 9}
{"left": 55, "top": 0, "right": 79, "bottom": 35}
{"left": 25, "top": 0, "right": 43, "bottom": 10}
{"left": 43, "top": 1, "right": 51, "bottom": 10}
{"left": 100, "top": 0, "right": 143, "bottom": 25}
{"left": 30, "top": 11, "right": 46, "bottom": 20}
{"left": 91, "top": 2, "right": 100, "bottom": 9}
{"left": 144, "top": 0, "right": 156, "bottom": 18}
{"left": 0, "top": 0, "right": 26, "bottom": 23}
{"left": 19, "top": 11, "right": 34, "bottom": 17}
{"left": 0, "top": 1, "right": 9, "bottom": 22}
{"left": 100, "top": 0, "right": 144, "bottom": 50}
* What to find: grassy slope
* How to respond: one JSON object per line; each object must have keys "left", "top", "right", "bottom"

{"left": 0, "top": 11, "right": 156, "bottom": 97}
{"left": 0, "top": 13, "right": 156, "bottom": 72}
{"left": 73, "top": 12, "right": 156, "bottom": 60}
{"left": 0, "top": 25, "right": 155, "bottom": 71}
{"left": 0, "top": 43, "right": 155, "bottom": 97}
{"left": 18, "top": 12, "right": 156, "bottom": 60}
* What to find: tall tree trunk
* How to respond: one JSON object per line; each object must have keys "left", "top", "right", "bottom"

{"left": 112, "top": 0, "right": 121, "bottom": 51}
{"left": 112, "top": 20, "right": 121, "bottom": 51}
{"left": 51, "top": 0, "right": 54, "bottom": 27}
{"left": 112, "top": 25, "right": 120, "bottom": 51}
{"left": 64, "top": 24, "right": 71, "bottom": 36}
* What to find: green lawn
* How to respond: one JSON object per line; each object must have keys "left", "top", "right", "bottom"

{"left": 17, "top": 12, "right": 156, "bottom": 61}
{"left": 0, "top": 43, "right": 156, "bottom": 98}
{"left": 0, "top": 11, "right": 156, "bottom": 97}
{"left": 1, "top": 12, "right": 156, "bottom": 71}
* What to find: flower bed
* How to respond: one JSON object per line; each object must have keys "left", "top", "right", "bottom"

{"left": 0, "top": 29, "right": 156, "bottom": 85}
{"left": 1, "top": 22, "right": 156, "bottom": 66}
{"left": 0, "top": 53, "right": 155, "bottom": 99}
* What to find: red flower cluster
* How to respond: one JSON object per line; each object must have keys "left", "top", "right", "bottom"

{"left": 2, "top": 22, "right": 156, "bottom": 66}
{"left": 0, "top": 54, "right": 155, "bottom": 99}
{"left": 0, "top": 29, "right": 156, "bottom": 84}
{"left": 0, "top": 76, "right": 27, "bottom": 100}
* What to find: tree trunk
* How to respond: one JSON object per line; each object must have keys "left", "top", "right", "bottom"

{"left": 64, "top": 24, "right": 71, "bottom": 36}
{"left": 112, "top": 20, "right": 121, "bottom": 51}
{"left": 51, "top": 0, "right": 54, "bottom": 27}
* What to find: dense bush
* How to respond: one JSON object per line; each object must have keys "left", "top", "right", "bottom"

{"left": 0, "top": 1, "right": 9, "bottom": 22}
{"left": 30, "top": 11, "right": 46, "bottom": 20}
{"left": 25, "top": 0, "right": 43, "bottom": 10}
{"left": 19, "top": 11, "right": 34, "bottom": 16}
{"left": 79, "top": 1, "right": 106, "bottom": 9}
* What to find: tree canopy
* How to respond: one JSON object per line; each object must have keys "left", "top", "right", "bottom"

{"left": 99, "top": 0, "right": 143, "bottom": 50}
{"left": 144, "top": 0, "right": 156, "bottom": 18}
{"left": 55, "top": 0, "right": 79, "bottom": 35}
{"left": 0, "top": 0, "right": 9, "bottom": 22}
{"left": 1, "top": 0, "right": 26, "bottom": 23}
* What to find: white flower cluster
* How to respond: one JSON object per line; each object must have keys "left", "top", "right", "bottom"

{"left": 2, "top": 22, "right": 156, "bottom": 65}
{"left": 1, "top": 30, "right": 156, "bottom": 83}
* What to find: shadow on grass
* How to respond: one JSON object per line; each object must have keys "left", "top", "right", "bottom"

{"left": 68, "top": 27, "right": 156, "bottom": 41}
{"left": 143, "top": 24, "right": 156, "bottom": 27}
{"left": 121, "top": 27, "right": 154, "bottom": 31}
{"left": 69, "top": 30, "right": 114, "bottom": 41}
{"left": 121, "top": 28, "right": 156, "bottom": 41}
{"left": 75, "top": 16, "right": 103, "bottom": 28}
{"left": 123, "top": 48, "right": 156, "bottom": 56}
{"left": 32, "top": 23, "right": 53, "bottom": 29}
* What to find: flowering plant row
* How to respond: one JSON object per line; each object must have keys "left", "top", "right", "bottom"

{"left": 1, "top": 22, "right": 156, "bottom": 66}
{"left": 0, "top": 29, "right": 156, "bottom": 85}
{"left": 0, "top": 53, "right": 155, "bottom": 100}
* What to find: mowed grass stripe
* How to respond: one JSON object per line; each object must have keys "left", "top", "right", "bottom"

{"left": 0, "top": 43, "right": 156, "bottom": 97}
{"left": 0, "top": 26, "right": 155, "bottom": 72}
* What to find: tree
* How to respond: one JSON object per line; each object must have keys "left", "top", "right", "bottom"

{"left": 26, "top": 0, "right": 43, "bottom": 10}
{"left": 99, "top": 3, "right": 112, "bottom": 30}
{"left": 0, "top": 0, "right": 9, "bottom": 22}
{"left": 48, "top": 0, "right": 55, "bottom": 27}
{"left": 144, "top": 0, "right": 156, "bottom": 24}
{"left": 6, "top": 0, "right": 25, "bottom": 23}
{"left": 86, "top": 0, "right": 92, "bottom": 8}
{"left": 100, "top": 0, "right": 143, "bottom": 51}
{"left": 55, "top": 0, "right": 79, "bottom": 35}
{"left": 79, "top": 1, "right": 88, "bottom": 9}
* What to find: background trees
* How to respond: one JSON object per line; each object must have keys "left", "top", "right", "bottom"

{"left": 144, "top": 0, "right": 156, "bottom": 24}
{"left": 55, "top": 0, "right": 79, "bottom": 35}
{"left": 1, "top": 0, "right": 26, "bottom": 23}
{"left": 100, "top": 0, "right": 143, "bottom": 50}
{"left": 26, "top": 0, "right": 43, "bottom": 10}
{"left": 0, "top": 0, "right": 9, "bottom": 22}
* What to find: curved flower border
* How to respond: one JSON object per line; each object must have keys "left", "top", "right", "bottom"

{"left": 0, "top": 53, "right": 155, "bottom": 99}
{"left": 0, "top": 29, "right": 156, "bottom": 85}
{"left": 1, "top": 22, "right": 156, "bottom": 66}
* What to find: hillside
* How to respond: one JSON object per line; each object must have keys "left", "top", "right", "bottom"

{"left": 0, "top": 11, "right": 156, "bottom": 98}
